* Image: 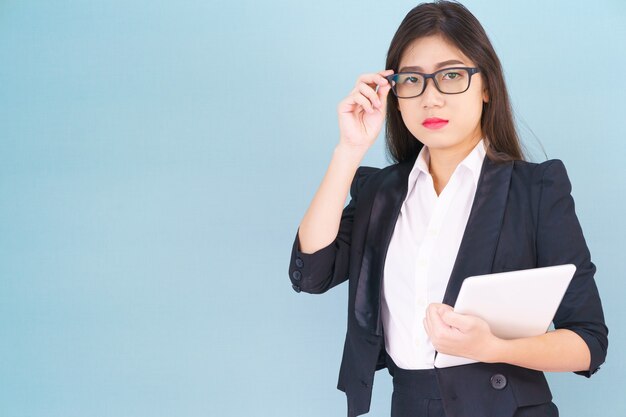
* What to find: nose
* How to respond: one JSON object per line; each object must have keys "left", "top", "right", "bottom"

{"left": 421, "top": 78, "right": 444, "bottom": 108}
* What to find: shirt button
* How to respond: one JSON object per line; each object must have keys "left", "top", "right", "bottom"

{"left": 295, "top": 257, "right": 304, "bottom": 268}
{"left": 416, "top": 259, "right": 428, "bottom": 269}
{"left": 292, "top": 270, "right": 302, "bottom": 281}
{"left": 428, "top": 228, "right": 439, "bottom": 236}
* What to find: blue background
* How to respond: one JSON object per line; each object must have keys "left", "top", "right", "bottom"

{"left": 1, "top": 1, "right": 624, "bottom": 416}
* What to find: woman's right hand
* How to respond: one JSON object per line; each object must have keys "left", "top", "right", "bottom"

{"left": 337, "top": 69, "right": 395, "bottom": 150}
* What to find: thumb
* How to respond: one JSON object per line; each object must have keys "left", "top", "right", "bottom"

{"left": 441, "top": 310, "right": 472, "bottom": 331}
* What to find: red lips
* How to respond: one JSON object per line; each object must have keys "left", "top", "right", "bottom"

{"left": 422, "top": 117, "right": 449, "bottom": 129}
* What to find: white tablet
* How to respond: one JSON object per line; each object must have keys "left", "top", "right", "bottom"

{"left": 433, "top": 264, "right": 576, "bottom": 368}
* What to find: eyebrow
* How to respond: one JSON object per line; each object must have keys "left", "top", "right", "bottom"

{"left": 399, "top": 59, "right": 466, "bottom": 72}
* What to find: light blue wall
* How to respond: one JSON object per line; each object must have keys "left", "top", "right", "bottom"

{"left": 1, "top": 1, "right": 624, "bottom": 416}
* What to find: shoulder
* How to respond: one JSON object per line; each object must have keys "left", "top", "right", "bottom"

{"left": 511, "top": 159, "right": 578, "bottom": 233}
{"left": 354, "top": 165, "right": 383, "bottom": 179}
{"left": 350, "top": 165, "right": 381, "bottom": 193}
{"left": 350, "top": 161, "right": 403, "bottom": 194}
{"left": 510, "top": 158, "right": 570, "bottom": 190}
{"left": 511, "top": 158, "right": 566, "bottom": 174}
{"left": 356, "top": 157, "right": 414, "bottom": 182}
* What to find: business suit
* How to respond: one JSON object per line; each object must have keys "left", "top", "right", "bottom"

{"left": 288, "top": 153, "right": 608, "bottom": 417}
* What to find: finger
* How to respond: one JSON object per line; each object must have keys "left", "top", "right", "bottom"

{"left": 376, "top": 82, "right": 392, "bottom": 103}
{"left": 376, "top": 70, "right": 395, "bottom": 89}
{"left": 355, "top": 71, "right": 394, "bottom": 108}
{"left": 377, "top": 69, "right": 395, "bottom": 79}
{"left": 425, "top": 303, "right": 436, "bottom": 324}
{"left": 436, "top": 304, "right": 454, "bottom": 316}
{"left": 424, "top": 305, "right": 438, "bottom": 332}
{"left": 427, "top": 303, "right": 448, "bottom": 316}
{"left": 429, "top": 304, "right": 453, "bottom": 333}
{"left": 357, "top": 72, "right": 391, "bottom": 90}
{"left": 345, "top": 88, "right": 376, "bottom": 114}
{"left": 351, "top": 93, "right": 375, "bottom": 114}
{"left": 338, "top": 94, "right": 360, "bottom": 114}
{"left": 425, "top": 304, "right": 441, "bottom": 333}
{"left": 441, "top": 310, "right": 472, "bottom": 331}
{"left": 356, "top": 83, "right": 382, "bottom": 109}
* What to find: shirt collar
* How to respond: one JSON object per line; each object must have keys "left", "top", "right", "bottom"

{"left": 406, "top": 138, "right": 486, "bottom": 195}
{"left": 459, "top": 138, "right": 486, "bottom": 185}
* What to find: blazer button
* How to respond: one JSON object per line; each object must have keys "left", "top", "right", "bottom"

{"left": 292, "top": 270, "right": 302, "bottom": 281}
{"left": 490, "top": 374, "right": 507, "bottom": 390}
{"left": 295, "top": 257, "right": 304, "bottom": 268}
{"left": 292, "top": 284, "right": 301, "bottom": 293}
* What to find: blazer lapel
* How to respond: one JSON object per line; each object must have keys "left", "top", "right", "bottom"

{"left": 354, "top": 154, "right": 514, "bottom": 335}
{"left": 355, "top": 157, "right": 415, "bottom": 335}
{"left": 442, "top": 157, "right": 513, "bottom": 306}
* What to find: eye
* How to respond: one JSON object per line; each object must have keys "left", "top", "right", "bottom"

{"left": 442, "top": 71, "right": 462, "bottom": 80}
{"left": 402, "top": 76, "right": 421, "bottom": 84}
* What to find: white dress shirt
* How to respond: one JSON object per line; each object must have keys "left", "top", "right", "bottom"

{"left": 381, "top": 139, "right": 486, "bottom": 369}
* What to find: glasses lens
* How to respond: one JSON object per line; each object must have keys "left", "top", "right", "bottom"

{"left": 392, "top": 74, "right": 425, "bottom": 98}
{"left": 435, "top": 68, "right": 471, "bottom": 94}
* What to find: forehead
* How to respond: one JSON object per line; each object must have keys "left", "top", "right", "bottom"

{"left": 399, "top": 35, "right": 473, "bottom": 71}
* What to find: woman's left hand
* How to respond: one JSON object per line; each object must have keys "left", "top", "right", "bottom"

{"left": 423, "top": 303, "right": 503, "bottom": 363}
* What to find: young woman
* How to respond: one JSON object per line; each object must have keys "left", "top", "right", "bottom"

{"left": 287, "top": 1, "right": 608, "bottom": 416}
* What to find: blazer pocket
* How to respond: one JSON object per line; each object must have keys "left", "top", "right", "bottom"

{"left": 513, "top": 401, "right": 559, "bottom": 417}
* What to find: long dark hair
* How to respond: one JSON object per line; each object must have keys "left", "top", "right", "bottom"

{"left": 384, "top": 0, "right": 524, "bottom": 164}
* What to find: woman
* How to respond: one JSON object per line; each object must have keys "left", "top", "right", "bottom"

{"left": 287, "top": 1, "right": 608, "bottom": 416}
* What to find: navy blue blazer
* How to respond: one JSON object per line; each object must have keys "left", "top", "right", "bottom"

{"left": 288, "top": 155, "right": 608, "bottom": 417}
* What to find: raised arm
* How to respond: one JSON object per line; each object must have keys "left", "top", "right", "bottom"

{"left": 287, "top": 69, "right": 393, "bottom": 294}
{"left": 288, "top": 161, "right": 378, "bottom": 294}
{"left": 297, "top": 145, "right": 367, "bottom": 255}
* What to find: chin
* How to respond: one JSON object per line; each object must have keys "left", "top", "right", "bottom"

{"left": 416, "top": 135, "right": 458, "bottom": 149}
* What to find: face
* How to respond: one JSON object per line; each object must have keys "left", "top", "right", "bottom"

{"left": 396, "top": 34, "right": 489, "bottom": 154}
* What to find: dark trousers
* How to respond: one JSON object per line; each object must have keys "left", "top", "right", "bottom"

{"left": 385, "top": 351, "right": 559, "bottom": 417}
{"left": 386, "top": 351, "right": 445, "bottom": 417}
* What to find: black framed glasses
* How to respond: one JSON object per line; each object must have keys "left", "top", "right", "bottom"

{"left": 384, "top": 67, "right": 480, "bottom": 99}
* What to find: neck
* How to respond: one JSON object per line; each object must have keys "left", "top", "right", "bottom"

{"left": 428, "top": 137, "right": 482, "bottom": 195}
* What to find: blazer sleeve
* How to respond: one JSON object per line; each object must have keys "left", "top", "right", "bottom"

{"left": 287, "top": 166, "right": 379, "bottom": 294}
{"left": 536, "top": 159, "right": 609, "bottom": 377}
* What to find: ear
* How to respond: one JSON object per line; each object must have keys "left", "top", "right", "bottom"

{"left": 482, "top": 88, "right": 489, "bottom": 103}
